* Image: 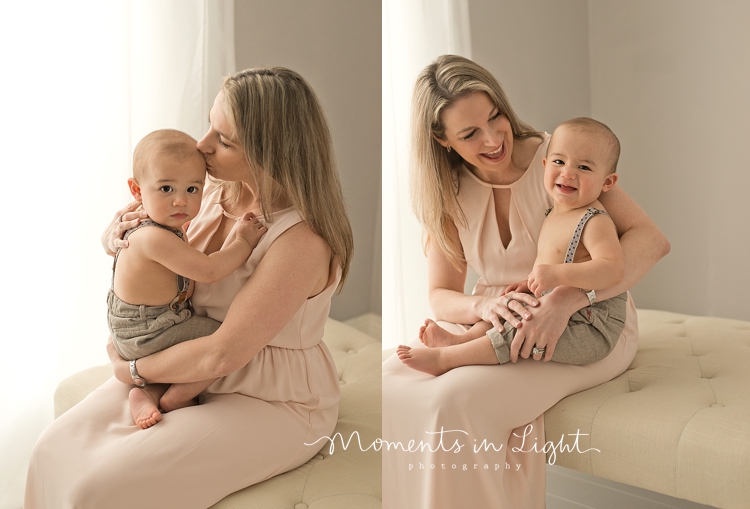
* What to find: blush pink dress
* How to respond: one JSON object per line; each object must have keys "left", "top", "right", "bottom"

{"left": 25, "top": 183, "right": 341, "bottom": 509}
{"left": 382, "top": 135, "right": 639, "bottom": 508}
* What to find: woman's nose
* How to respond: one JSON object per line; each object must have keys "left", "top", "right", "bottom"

{"left": 196, "top": 131, "right": 213, "bottom": 153}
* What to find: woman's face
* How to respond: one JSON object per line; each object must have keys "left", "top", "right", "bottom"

{"left": 197, "top": 92, "right": 254, "bottom": 184}
{"left": 437, "top": 91, "right": 515, "bottom": 183}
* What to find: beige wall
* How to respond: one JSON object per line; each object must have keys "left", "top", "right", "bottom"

{"left": 469, "top": 0, "right": 750, "bottom": 322}
{"left": 234, "top": 0, "right": 381, "bottom": 320}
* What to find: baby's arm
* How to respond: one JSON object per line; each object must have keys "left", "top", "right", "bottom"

{"left": 141, "top": 212, "right": 267, "bottom": 283}
{"left": 527, "top": 214, "right": 624, "bottom": 296}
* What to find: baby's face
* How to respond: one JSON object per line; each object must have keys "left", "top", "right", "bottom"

{"left": 138, "top": 152, "right": 206, "bottom": 230}
{"left": 543, "top": 126, "right": 617, "bottom": 210}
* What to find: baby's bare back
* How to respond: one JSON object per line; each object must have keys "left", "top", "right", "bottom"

{"left": 113, "top": 227, "right": 192, "bottom": 306}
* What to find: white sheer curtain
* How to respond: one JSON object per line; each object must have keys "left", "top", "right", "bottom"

{"left": 382, "top": 0, "right": 472, "bottom": 350}
{"left": 0, "top": 2, "right": 234, "bottom": 507}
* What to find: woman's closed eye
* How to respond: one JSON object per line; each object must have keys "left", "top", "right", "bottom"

{"left": 218, "top": 137, "right": 229, "bottom": 148}
{"left": 461, "top": 130, "right": 477, "bottom": 141}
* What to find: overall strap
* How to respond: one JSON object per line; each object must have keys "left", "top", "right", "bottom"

{"left": 564, "top": 207, "right": 609, "bottom": 264}
{"left": 112, "top": 220, "right": 190, "bottom": 307}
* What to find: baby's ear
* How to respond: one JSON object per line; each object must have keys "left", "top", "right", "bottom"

{"left": 127, "top": 179, "right": 143, "bottom": 202}
{"left": 601, "top": 173, "right": 618, "bottom": 192}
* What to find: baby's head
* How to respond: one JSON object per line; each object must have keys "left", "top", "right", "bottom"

{"left": 128, "top": 129, "right": 206, "bottom": 229}
{"left": 543, "top": 118, "right": 620, "bottom": 209}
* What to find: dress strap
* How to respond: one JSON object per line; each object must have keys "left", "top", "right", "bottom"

{"left": 564, "top": 207, "right": 609, "bottom": 264}
{"left": 112, "top": 220, "right": 191, "bottom": 308}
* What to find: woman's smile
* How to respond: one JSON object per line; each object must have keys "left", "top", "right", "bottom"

{"left": 479, "top": 141, "right": 506, "bottom": 163}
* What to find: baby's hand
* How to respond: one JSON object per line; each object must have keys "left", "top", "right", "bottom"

{"left": 502, "top": 280, "right": 530, "bottom": 295}
{"left": 527, "top": 265, "right": 559, "bottom": 297}
{"left": 233, "top": 212, "right": 268, "bottom": 249}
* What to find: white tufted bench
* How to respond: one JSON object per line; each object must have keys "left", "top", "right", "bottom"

{"left": 545, "top": 309, "right": 750, "bottom": 509}
{"left": 53, "top": 318, "right": 382, "bottom": 509}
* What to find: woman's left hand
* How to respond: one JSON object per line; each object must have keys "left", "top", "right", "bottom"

{"left": 107, "top": 336, "right": 132, "bottom": 384}
{"left": 509, "top": 286, "right": 588, "bottom": 362}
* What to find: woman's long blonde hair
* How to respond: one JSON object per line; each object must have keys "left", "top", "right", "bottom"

{"left": 411, "top": 55, "right": 543, "bottom": 266}
{"left": 220, "top": 67, "right": 353, "bottom": 288}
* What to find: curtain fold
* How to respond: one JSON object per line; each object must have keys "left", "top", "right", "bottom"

{"left": 382, "top": 0, "right": 472, "bottom": 350}
{"left": 0, "top": 3, "right": 234, "bottom": 507}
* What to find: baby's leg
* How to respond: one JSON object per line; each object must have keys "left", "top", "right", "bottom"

{"left": 397, "top": 336, "right": 499, "bottom": 376}
{"left": 419, "top": 319, "right": 493, "bottom": 347}
{"left": 129, "top": 384, "right": 169, "bottom": 429}
{"left": 159, "top": 379, "right": 217, "bottom": 413}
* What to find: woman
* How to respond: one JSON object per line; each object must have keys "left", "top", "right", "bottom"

{"left": 25, "top": 67, "right": 353, "bottom": 509}
{"left": 382, "top": 55, "right": 669, "bottom": 508}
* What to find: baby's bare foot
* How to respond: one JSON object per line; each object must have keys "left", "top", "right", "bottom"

{"left": 419, "top": 319, "right": 462, "bottom": 347}
{"left": 129, "top": 387, "right": 162, "bottom": 429}
{"left": 397, "top": 345, "right": 452, "bottom": 376}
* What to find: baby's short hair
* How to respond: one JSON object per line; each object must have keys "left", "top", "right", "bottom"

{"left": 553, "top": 117, "right": 621, "bottom": 174}
{"left": 132, "top": 129, "right": 201, "bottom": 181}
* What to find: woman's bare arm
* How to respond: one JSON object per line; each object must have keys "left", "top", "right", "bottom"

{"left": 427, "top": 220, "right": 538, "bottom": 330}
{"left": 110, "top": 222, "right": 332, "bottom": 384}
{"left": 595, "top": 183, "right": 671, "bottom": 300}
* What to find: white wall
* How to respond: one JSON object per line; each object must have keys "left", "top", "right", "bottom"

{"left": 234, "top": 0, "right": 381, "bottom": 320}
{"left": 589, "top": 0, "right": 750, "bottom": 321}
{"left": 469, "top": 0, "right": 591, "bottom": 134}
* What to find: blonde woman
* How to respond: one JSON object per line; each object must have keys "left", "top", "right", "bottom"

{"left": 382, "top": 55, "right": 669, "bottom": 508}
{"left": 25, "top": 67, "right": 353, "bottom": 509}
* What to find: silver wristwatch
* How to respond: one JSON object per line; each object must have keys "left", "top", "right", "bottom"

{"left": 580, "top": 288, "right": 597, "bottom": 307}
{"left": 580, "top": 288, "right": 596, "bottom": 306}
{"left": 129, "top": 359, "right": 147, "bottom": 387}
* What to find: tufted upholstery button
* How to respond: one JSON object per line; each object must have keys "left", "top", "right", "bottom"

{"left": 711, "top": 403, "right": 723, "bottom": 408}
{"left": 348, "top": 349, "right": 357, "bottom": 354}
{"left": 339, "top": 380, "right": 346, "bottom": 385}
{"left": 294, "top": 504, "right": 308, "bottom": 509}
{"left": 314, "top": 454, "right": 324, "bottom": 460}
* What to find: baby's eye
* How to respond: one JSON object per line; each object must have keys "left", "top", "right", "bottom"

{"left": 187, "top": 186, "right": 200, "bottom": 194}
{"left": 578, "top": 165, "right": 592, "bottom": 171}
{"left": 552, "top": 159, "right": 564, "bottom": 165}
{"left": 159, "top": 186, "right": 173, "bottom": 193}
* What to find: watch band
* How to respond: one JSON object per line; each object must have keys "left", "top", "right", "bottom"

{"left": 129, "top": 359, "right": 147, "bottom": 387}
{"left": 580, "top": 288, "right": 597, "bottom": 306}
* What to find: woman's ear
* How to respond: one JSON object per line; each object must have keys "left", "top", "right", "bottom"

{"left": 601, "top": 173, "right": 619, "bottom": 192}
{"left": 431, "top": 132, "right": 449, "bottom": 149}
{"left": 127, "top": 179, "right": 143, "bottom": 202}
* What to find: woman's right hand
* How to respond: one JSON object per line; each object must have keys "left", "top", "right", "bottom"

{"left": 479, "top": 291, "right": 538, "bottom": 330}
{"left": 101, "top": 201, "right": 149, "bottom": 256}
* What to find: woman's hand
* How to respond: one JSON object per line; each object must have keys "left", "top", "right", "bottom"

{"left": 107, "top": 335, "right": 133, "bottom": 384}
{"left": 101, "top": 201, "right": 149, "bottom": 256}
{"left": 509, "top": 286, "right": 588, "bottom": 362}
{"left": 479, "top": 291, "right": 539, "bottom": 330}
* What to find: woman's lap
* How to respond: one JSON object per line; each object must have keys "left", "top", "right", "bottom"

{"left": 25, "top": 376, "right": 317, "bottom": 509}
{"left": 381, "top": 295, "right": 638, "bottom": 508}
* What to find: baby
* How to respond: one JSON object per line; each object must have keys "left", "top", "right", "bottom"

{"left": 108, "top": 129, "right": 267, "bottom": 428}
{"left": 399, "top": 117, "right": 627, "bottom": 375}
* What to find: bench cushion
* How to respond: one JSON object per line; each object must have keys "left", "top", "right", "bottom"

{"left": 545, "top": 309, "right": 750, "bottom": 509}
